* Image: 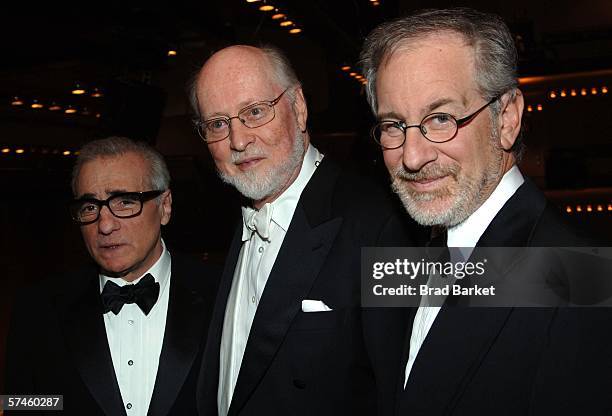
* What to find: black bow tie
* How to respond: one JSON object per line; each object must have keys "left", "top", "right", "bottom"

{"left": 101, "top": 273, "right": 160, "bottom": 315}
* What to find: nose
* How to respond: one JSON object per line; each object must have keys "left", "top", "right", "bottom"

{"left": 401, "top": 127, "right": 438, "bottom": 172}
{"left": 97, "top": 205, "right": 120, "bottom": 235}
{"left": 228, "top": 118, "right": 256, "bottom": 152}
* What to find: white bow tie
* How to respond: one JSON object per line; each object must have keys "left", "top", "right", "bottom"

{"left": 242, "top": 203, "right": 273, "bottom": 241}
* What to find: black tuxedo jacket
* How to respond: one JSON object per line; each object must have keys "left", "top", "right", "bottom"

{"left": 5, "top": 252, "right": 220, "bottom": 416}
{"left": 196, "top": 159, "right": 413, "bottom": 415}
{"left": 364, "top": 177, "right": 612, "bottom": 415}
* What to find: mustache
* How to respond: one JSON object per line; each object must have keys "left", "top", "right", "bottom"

{"left": 392, "top": 163, "right": 459, "bottom": 182}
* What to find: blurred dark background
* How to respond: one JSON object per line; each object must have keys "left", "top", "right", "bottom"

{"left": 1, "top": 0, "right": 611, "bottom": 395}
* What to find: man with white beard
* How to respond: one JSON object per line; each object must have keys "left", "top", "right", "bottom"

{"left": 190, "top": 45, "right": 412, "bottom": 415}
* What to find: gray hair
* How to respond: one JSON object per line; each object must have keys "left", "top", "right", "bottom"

{"left": 71, "top": 136, "right": 170, "bottom": 196}
{"left": 360, "top": 7, "right": 524, "bottom": 159}
{"left": 187, "top": 44, "right": 301, "bottom": 118}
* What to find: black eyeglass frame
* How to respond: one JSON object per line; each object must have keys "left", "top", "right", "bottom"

{"left": 70, "top": 190, "right": 165, "bottom": 225}
{"left": 371, "top": 95, "right": 501, "bottom": 150}
{"left": 194, "top": 88, "right": 289, "bottom": 144}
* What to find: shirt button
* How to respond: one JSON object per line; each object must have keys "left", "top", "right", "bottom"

{"left": 126, "top": 403, "right": 132, "bottom": 410}
{"left": 128, "top": 320, "right": 134, "bottom": 325}
{"left": 128, "top": 360, "right": 134, "bottom": 366}
{"left": 251, "top": 296, "right": 256, "bottom": 304}
{"left": 258, "top": 246, "right": 264, "bottom": 253}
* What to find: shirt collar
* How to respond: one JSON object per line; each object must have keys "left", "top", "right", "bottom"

{"left": 447, "top": 165, "right": 524, "bottom": 249}
{"left": 99, "top": 238, "right": 171, "bottom": 293}
{"left": 241, "top": 144, "right": 323, "bottom": 241}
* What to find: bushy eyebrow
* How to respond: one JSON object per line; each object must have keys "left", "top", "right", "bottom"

{"left": 377, "top": 97, "right": 463, "bottom": 121}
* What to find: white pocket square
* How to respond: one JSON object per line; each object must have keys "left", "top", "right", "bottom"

{"left": 301, "top": 299, "right": 333, "bottom": 312}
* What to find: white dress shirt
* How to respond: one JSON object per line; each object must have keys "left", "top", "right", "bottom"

{"left": 100, "top": 239, "right": 171, "bottom": 416}
{"left": 404, "top": 166, "right": 524, "bottom": 387}
{"left": 218, "top": 145, "right": 323, "bottom": 416}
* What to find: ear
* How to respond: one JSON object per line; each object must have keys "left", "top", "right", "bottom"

{"left": 292, "top": 87, "right": 308, "bottom": 132}
{"left": 160, "top": 190, "right": 172, "bottom": 226}
{"left": 498, "top": 89, "right": 524, "bottom": 151}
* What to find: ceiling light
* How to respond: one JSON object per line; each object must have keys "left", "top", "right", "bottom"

{"left": 167, "top": 50, "right": 177, "bottom": 57}
{"left": 549, "top": 91, "right": 556, "bottom": 98}
{"left": 591, "top": 87, "right": 598, "bottom": 95}
{"left": 272, "top": 13, "right": 285, "bottom": 19}
{"left": 1, "top": 148, "right": 10, "bottom": 154}
{"left": 63, "top": 150, "right": 71, "bottom": 156}
{"left": 72, "top": 83, "right": 86, "bottom": 95}
{"left": 246, "top": 0, "right": 260, "bottom": 2}
{"left": 560, "top": 90, "right": 566, "bottom": 97}
{"left": 602, "top": 86, "right": 608, "bottom": 94}
{"left": 31, "top": 99, "right": 44, "bottom": 109}
{"left": 341, "top": 65, "right": 351, "bottom": 71}
{"left": 289, "top": 28, "right": 302, "bottom": 34}
{"left": 65, "top": 106, "right": 77, "bottom": 114}
{"left": 570, "top": 89, "right": 577, "bottom": 96}
{"left": 280, "top": 20, "right": 293, "bottom": 27}
{"left": 48, "top": 103, "right": 62, "bottom": 111}
{"left": 11, "top": 96, "right": 24, "bottom": 106}
{"left": 259, "top": 4, "right": 274, "bottom": 11}
{"left": 15, "top": 149, "right": 25, "bottom": 154}
{"left": 91, "top": 88, "right": 103, "bottom": 98}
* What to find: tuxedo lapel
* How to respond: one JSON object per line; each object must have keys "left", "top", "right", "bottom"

{"left": 60, "top": 272, "right": 127, "bottom": 416}
{"left": 197, "top": 225, "right": 243, "bottom": 414}
{"left": 228, "top": 206, "right": 342, "bottom": 415}
{"left": 148, "top": 257, "right": 209, "bottom": 416}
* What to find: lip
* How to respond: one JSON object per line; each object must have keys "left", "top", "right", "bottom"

{"left": 98, "top": 243, "right": 127, "bottom": 251}
{"left": 407, "top": 175, "right": 449, "bottom": 191}
{"left": 235, "top": 157, "right": 264, "bottom": 171}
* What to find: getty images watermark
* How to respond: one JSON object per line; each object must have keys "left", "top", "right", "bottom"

{"left": 361, "top": 247, "right": 612, "bottom": 307}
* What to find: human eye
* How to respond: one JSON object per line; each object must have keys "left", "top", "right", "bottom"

{"left": 80, "top": 202, "right": 98, "bottom": 214}
{"left": 379, "top": 121, "right": 404, "bottom": 137}
{"left": 205, "top": 118, "right": 228, "bottom": 133}
{"left": 426, "top": 113, "right": 455, "bottom": 130}
{"left": 111, "top": 194, "right": 139, "bottom": 212}
{"left": 243, "top": 104, "right": 270, "bottom": 121}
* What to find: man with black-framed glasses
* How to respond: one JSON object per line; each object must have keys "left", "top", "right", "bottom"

{"left": 5, "top": 136, "right": 219, "bottom": 416}
{"left": 190, "top": 45, "right": 413, "bottom": 415}
{"left": 359, "top": 7, "right": 612, "bottom": 415}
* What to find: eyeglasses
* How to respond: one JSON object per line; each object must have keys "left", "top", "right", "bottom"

{"left": 194, "top": 88, "right": 289, "bottom": 143}
{"left": 371, "top": 96, "right": 500, "bottom": 150}
{"left": 70, "top": 190, "right": 165, "bottom": 225}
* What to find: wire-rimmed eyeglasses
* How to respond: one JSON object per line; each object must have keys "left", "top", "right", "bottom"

{"left": 194, "top": 88, "right": 289, "bottom": 143}
{"left": 70, "top": 190, "right": 165, "bottom": 225}
{"left": 371, "top": 96, "right": 500, "bottom": 150}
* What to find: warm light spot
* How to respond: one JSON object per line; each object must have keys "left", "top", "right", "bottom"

{"left": 49, "top": 103, "right": 62, "bottom": 111}
{"left": 591, "top": 87, "right": 598, "bottom": 95}
{"left": 566, "top": 206, "right": 572, "bottom": 213}
{"left": 608, "top": 204, "right": 612, "bottom": 212}
{"left": 31, "top": 100, "right": 44, "bottom": 109}
{"left": 349, "top": 72, "right": 357, "bottom": 76}
{"left": 576, "top": 205, "right": 582, "bottom": 212}
{"left": 63, "top": 150, "right": 71, "bottom": 156}
{"left": 587, "top": 205, "right": 593, "bottom": 212}
{"left": 279, "top": 20, "right": 293, "bottom": 27}
{"left": 341, "top": 65, "right": 351, "bottom": 71}
{"left": 15, "top": 149, "right": 25, "bottom": 154}
{"left": 527, "top": 105, "right": 533, "bottom": 112}
{"left": 65, "top": 107, "right": 77, "bottom": 114}
{"left": 355, "top": 75, "right": 363, "bottom": 80}
{"left": 95, "top": 113, "right": 102, "bottom": 118}
{"left": 536, "top": 104, "right": 543, "bottom": 111}
{"left": 549, "top": 91, "right": 556, "bottom": 99}
{"left": 288, "top": 28, "right": 302, "bottom": 34}
{"left": 11, "top": 97, "right": 24, "bottom": 106}
{"left": 167, "top": 50, "right": 177, "bottom": 57}
{"left": 91, "top": 88, "right": 103, "bottom": 98}
{"left": 581, "top": 88, "right": 587, "bottom": 96}
{"left": 271, "top": 13, "right": 285, "bottom": 19}
{"left": 1, "top": 148, "right": 10, "bottom": 154}
{"left": 246, "top": 0, "right": 260, "bottom": 2}
{"left": 372, "top": 1, "right": 380, "bottom": 4}
{"left": 560, "top": 90, "right": 566, "bottom": 97}
{"left": 597, "top": 205, "right": 603, "bottom": 212}
{"left": 602, "top": 86, "right": 608, "bottom": 94}
{"left": 570, "top": 89, "right": 577, "bottom": 96}
{"left": 72, "top": 86, "right": 86, "bottom": 95}
{"left": 259, "top": 5, "right": 274, "bottom": 11}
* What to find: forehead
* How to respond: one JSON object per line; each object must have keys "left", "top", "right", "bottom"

{"left": 377, "top": 32, "right": 478, "bottom": 112}
{"left": 76, "top": 152, "right": 148, "bottom": 197}
{"left": 196, "top": 48, "right": 282, "bottom": 116}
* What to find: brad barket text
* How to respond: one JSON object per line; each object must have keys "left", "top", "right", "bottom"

{"left": 373, "top": 284, "right": 496, "bottom": 297}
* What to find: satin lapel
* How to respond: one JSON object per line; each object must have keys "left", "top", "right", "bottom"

{"left": 228, "top": 206, "right": 342, "bottom": 415}
{"left": 197, "top": 225, "right": 243, "bottom": 415}
{"left": 148, "top": 258, "right": 208, "bottom": 416}
{"left": 60, "top": 272, "right": 126, "bottom": 416}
